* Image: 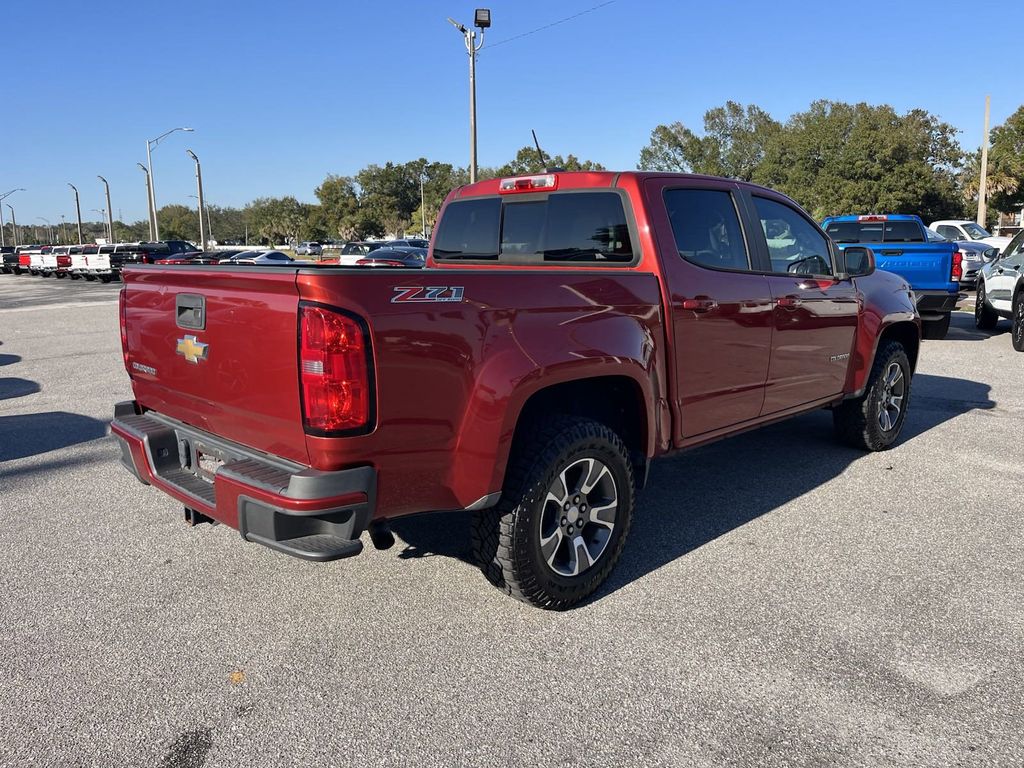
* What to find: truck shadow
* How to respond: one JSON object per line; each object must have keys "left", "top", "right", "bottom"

{"left": 0, "top": 412, "right": 111, "bottom": 461}
{"left": 0, "top": 353, "right": 21, "bottom": 367}
{"left": 391, "top": 373, "right": 995, "bottom": 604}
{"left": 944, "top": 310, "right": 1009, "bottom": 342}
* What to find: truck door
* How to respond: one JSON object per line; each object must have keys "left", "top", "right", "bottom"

{"left": 745, "top": 194, "right": 859, "bottom": 413}
{"left": 988, "top": 236, "right": 1024, "bottom": 313}
{"left": 645, "top": 178, "right": 774, "bottom": 441}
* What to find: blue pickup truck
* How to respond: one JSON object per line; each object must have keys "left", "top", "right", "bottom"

{"left": 822, "top": 214, "right": 962, "bottom": 340}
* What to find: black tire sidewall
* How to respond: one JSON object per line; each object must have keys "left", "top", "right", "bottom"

{"left": 1013, "top": 295, "right": 1024, "bottom": 352}
{"left": 519, "top": 439, "right": 633, "bottom": 602}
{"left": 864, "top": 345, "right": 911, "bottom": 449}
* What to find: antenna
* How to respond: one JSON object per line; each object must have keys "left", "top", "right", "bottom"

{"left": 531, "top": 129, "right": 548, "bottom": 169}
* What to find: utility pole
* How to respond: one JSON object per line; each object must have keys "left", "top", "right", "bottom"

{"left": 420, "top": 174, "right": 426, "bottom": 237}
{"left": 68, "top": 183, "right": 83, "bottom": 244}
{"left": 448, "top": 10, "right": 490, "bottom": 183}
{"left": 146, "top": 127, "right": 193, "bottom": 241}
{"left": 186, "top": 149, "right": 206, "bottom": 249}
{"left": 6, "top": 205, "right": 17, "bottom": 246}
{"left": 137, "top": 163, "right": 155, "bottom": 240}
{"left": 60, "top": 215, "right": 67, "bottom": 244}
{"left": 0, "top": 188, "right": 26, "bottom": 247}
{"left": 978, "top": 95, "right": 991, "bottom": 228}
{"left": 98, "top": 176, "right": 115, "bottom": 244}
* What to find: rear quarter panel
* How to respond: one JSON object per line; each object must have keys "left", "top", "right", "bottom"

{"left": 297, "top": 268, "right": 667, "bottom": 518}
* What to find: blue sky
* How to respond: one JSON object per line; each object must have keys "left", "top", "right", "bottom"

{"left": 1, "top": 0, "right": 1020, "bottom": 225}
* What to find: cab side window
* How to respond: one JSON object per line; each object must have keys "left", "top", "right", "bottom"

{"left": 663, "top": 189, "right": 750, "bottom": 271}
{"left": 753, "top": 197, "right": 833, "bottom": 276}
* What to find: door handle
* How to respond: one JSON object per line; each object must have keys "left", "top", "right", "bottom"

{"left": 777, "top": 295, "right": 802, "bottom": 309}
{"left": 681, "top": 297, "right": 718, "bottom": 312}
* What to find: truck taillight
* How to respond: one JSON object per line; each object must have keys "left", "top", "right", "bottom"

{"left": 139, "top": 252, "right": 151, "bottom": 263}
{"left": 299, "top": 303, "right": 373, "bottom": 434}
{"left": 951, "top": 249, "right": 963, "bottom": 281}
{"left": 118, "top": 288, "right": 129, "bottom": 370}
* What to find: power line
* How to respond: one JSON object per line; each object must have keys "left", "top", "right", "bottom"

{"left": 486, "top": 1, "right": 616, "bottom": 49}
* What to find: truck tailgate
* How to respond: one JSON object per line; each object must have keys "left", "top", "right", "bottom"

{"left": 122, "top": 267, "right": 309, "bottom": 464}
{"left": 869, "top": 243, "right": 953, "bottom": 291}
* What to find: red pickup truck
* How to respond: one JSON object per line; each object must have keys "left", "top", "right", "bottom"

{"left": 111, "top": 171, "right": 920, "bottom": 609}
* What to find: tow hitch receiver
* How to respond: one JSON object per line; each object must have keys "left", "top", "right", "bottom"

{"left": 184, "top": 506, "right": 216, "bottom": 527}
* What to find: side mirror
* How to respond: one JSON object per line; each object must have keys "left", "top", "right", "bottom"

{"left": 835, "top": 246, "right": 875, "bottom": 278}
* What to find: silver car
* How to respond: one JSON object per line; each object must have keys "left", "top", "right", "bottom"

{"left": 295, "top": 241, "right": 323, "bottom": 256}
{"left": 926, "top": 228, "right": 998, "bottom": 288}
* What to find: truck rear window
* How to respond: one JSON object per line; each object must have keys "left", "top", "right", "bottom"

{"left": 825, "top": 220, "right": 924, "bottom": 243}
{"left": 434, "top": 192, "right": 633, "bottom": 264}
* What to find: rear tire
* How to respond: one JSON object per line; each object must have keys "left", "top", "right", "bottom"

{"left": 1012, "top": 293, "right": 1024, "bottom": 353}
{"left": 833, "top": 340, "right": 911, "bottom": 451}
{"left": 472, "top": 416, "right": 635, "bottom": 609}
{"left": 921, "top": 313, "right": 951, "bottom": 340}
{"left": 98, "top": 275, "right": 111, "bottom": 283}
{"left": 975, "top": 281, "right": 999, "bottom": 330}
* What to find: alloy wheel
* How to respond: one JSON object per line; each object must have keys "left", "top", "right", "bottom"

{"left": 538, "top": 457, "right": 618, "bottom": 577}
{"left": 877, "top": 361, "right": 905, "bottom": 433}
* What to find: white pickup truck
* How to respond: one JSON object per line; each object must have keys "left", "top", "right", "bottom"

{"left": 930, "top": 220, "right": 1012, "bottom": 252}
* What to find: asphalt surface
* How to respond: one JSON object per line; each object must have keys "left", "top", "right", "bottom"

{"left": 1, "top": 274, "right": 1022, "bottom": 767}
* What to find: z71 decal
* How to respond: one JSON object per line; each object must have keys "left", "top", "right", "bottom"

{"left": 392, "top": 286, "right": 465, "bottom": 304}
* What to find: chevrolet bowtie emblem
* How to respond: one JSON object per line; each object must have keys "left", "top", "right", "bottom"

{"left": 176, "top": 334, "right": 209, "bottom": 364}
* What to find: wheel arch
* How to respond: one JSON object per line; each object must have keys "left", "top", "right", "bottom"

{"left": 508, "top": 374, "right": 654, "bottom": 492}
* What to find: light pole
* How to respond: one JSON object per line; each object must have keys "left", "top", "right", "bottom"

{"left": 91, "top": 209, "right": 108, "bottom": 242}
{"left": 60, "top": 215, "right": 67, "bottom": 244}
{"left": 98, "top": 175, "right": 115, "bottom": 244}
{"left": 420, "top": 173, "right": 427, "bottom": 237}
{"left": 68, "top": 183, "right": 83, "bottom": 244}
{"left": 146, "top": 126, "right": 193, "bottom": 240}
{"left": 137, "top": 163, "right": 155, "bottom": 240}
{"left": 447, "top": 9, "right": 490, "bottom": 183}
{"left": 37, "top": 217, "right": 53, "bottom": 244}
{"left": 188, "top": 195, "right": 214, "bottom": 247}
{"left": 0, "top": 188, "right": 25, "bottom": 247}
{"left": 185, "top": 149, "right": 206, "bottom": 249}
{"left": 6, "top": 205, "right": 17, "bottom": 247}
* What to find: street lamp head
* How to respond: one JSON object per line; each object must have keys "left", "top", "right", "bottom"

{"left": 186, "top": 149, "right": 199, "bottom": 162}
{"left": 182, "top": 127, "right": 194, "bottom": 132}
{"left": 474, "top": 8, "right": 491, "bottom": 28}
{"left": 68, "top": 182, "right": 78, "bottom": 194}
{"left": 137, "top": 162, "right": 149, "bottom": 174}
{"left": 447, "top": 16, "right": 468, "bottom": 33}
{"left": 98, "top": 175, "right": 107, "bottom": 184}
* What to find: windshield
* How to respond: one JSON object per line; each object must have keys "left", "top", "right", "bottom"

{"left": 961, "top": 222, "right": 991, "bottom": 239}
{"left": 824, "top": 220, "right": 924, "bottom": 243}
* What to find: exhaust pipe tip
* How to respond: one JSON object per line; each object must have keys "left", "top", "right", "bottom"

{"left": 368, "top": 522, "right": 395, "bottom": 551}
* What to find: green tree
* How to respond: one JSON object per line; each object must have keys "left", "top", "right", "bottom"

{"left": 314, "top": 175, "right": 361, "bottom": 239}
{"left": 638, "top": 101, "right": 780, "bottom": 181}
{"left": 983, "top": 105, "right": 1024, "bottom": 215}
{"left": 754, "top": 101, "right": 965, "bottom": 221}
{"left": 495, "top": 146, "right": 605, "bottom": 177}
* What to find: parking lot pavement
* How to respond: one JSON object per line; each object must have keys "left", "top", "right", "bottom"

{"left": 1, "top": 274, "right": 1022, "bottom": 767}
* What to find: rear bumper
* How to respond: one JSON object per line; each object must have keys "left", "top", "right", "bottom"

{"left": 914, "top": 290, "right": 962, "bottom": 318}
{"left": 110, "top": 401, "right": 376, "bottom": 561}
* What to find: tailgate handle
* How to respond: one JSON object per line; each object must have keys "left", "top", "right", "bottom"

{"left": 176, "top": 293, "right": 206, "bottom": 330}
{"left": 880, "top": 249, "right": 903, "bottom": 256}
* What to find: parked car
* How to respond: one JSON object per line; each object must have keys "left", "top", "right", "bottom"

{"left": 823, "top": 214, "right": 960, "bottom": 339}
{"left": 21, "top": 246, "right": 48, "bottom": 276}
{"left": 926, "top": 228, "right": 997, "bottom": 288}
{"left": 40, "top": 245, "right": 72, "bottom": 278}
{"left": 975, "top": 229, "right": 1024, "bottom": 351}
{"left": 218, "top": 250, "right": 294, "bottom": 265}
{"left": 1, "top": 246, "right": 15, "bottom": 273}
{"left": 159, "top": 250, "right": 245, "bottom": 265}
{"left": 295, "top": 241, "right": 323, "bottom": 256}
{"left": 356, "top": 246, "right": 427, "bottom": 268}
{"left": 386, "top": 238, "right": 430, "bottom": 249}
{"left": 930, "top": 220, "right": 1012, "bottom": 252}
{"left": 112, "top": 170, "right": 920, "bottom": 609}
{"left": 13, "top": 245, "right": 40, "bottom": 275}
